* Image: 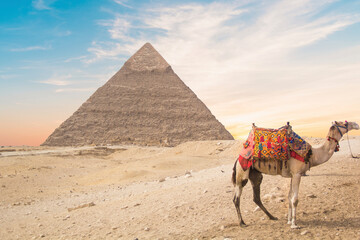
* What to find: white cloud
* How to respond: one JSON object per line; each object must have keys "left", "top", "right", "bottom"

{"left": 64, "top": 55, "right": 87, "bottom": 63}
{"left": 32, "top": 0, "right": 52, "bottom": 10}
{"left": 10, "top": 45, "right": 51, "bottom": 52}
{"left": 89, "top": 1, "right": 359, "bottom": 67}
{"left": 40, "top": 80, "right": 71, "bottom": 86}
{"left": 85, "top": 41, "right": 132, "bottom": 64}
{"left": 114, "top": 0, "right": 133, "bottom": 9}
{"left": 55, "top": 88, "right": 96, "bottom": 93}
{"left": 37, "top": 74, "right": 72, "bottom": 86}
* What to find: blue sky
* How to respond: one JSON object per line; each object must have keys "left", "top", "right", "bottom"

{"left": 1, "top": 0, "right": 360, "bottom": 145}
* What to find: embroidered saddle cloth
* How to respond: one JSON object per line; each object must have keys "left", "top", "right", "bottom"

{"left": 238, "top": 123, "right": 312, "bottom": 170}
{"left": 253, "top": 126, "right": 289, "bottom": 161}
{"left": 288, "top": 131, "right": 312, "bottom": 159}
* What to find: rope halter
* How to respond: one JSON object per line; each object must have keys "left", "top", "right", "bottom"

{"left": 327, "top": 121, "right": 349, "bottom": 152}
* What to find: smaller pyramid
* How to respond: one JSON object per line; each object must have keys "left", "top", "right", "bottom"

{"left": 42, "top": 43, "right": 234, "bottom": 146}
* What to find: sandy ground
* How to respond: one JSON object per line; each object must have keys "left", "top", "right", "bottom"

{"left": 0, "top": 137, "right": 359, "bottom": 239}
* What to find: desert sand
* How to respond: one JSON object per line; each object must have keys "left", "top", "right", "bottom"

{"left": 0, "top": 137, "right": 359, "bottom": 239}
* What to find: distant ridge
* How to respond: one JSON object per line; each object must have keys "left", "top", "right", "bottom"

{"left": 42, "top": 43, "right": 234, "bottom": 147}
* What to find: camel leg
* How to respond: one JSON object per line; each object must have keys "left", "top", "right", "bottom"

{"left": 249, "top": 169, "right": 278, "bottom": 220}
{"left": 287, "top": 179, "right": 293, "bottom": 224}
{"left": 233, "top": 184, "right": 247, "bottom": 226}
{"left": 289, "top": 173, "right": 301, "bottom": 229}
{"left": 232, "top": 161, "right": 249, "bottom": 227}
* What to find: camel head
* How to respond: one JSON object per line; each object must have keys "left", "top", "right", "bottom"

{"left": 329, "top": 121, "right": 359, "bottom": 139}
{"left": 345, "top": 121, "right": 360, "bottom": 131}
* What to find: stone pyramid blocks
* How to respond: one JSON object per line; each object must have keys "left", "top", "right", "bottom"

{"left": 42, "top": 43, "right": 234, "bottom": 146}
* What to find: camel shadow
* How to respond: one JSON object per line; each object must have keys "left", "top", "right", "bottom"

{"left": 299, "top": 217, "right": 360, "bottom": 229}
{"left": 308, "top": 173, "right": 358, "bottom": 177}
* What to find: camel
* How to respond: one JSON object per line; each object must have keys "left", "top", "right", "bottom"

{"left": 231, "top": 121, "right": 359, "bottom": 229}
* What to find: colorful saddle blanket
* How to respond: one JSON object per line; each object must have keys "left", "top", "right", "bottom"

{"left": 288, "top": 131, "right": 312, "bottom": 159}
{"left": 238, "top": 124, "right": 312, "bottom": 171}
{"left": 253, "top": 127, "right": 289, "bottom": 161}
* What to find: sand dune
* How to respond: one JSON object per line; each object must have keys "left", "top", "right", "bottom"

{"left": 0, "top": 137, "right": 359, "bottom": 239}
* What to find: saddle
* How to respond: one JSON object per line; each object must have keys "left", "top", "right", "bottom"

{"left": 238, "top": 123, "right": 312, "bottom": 171}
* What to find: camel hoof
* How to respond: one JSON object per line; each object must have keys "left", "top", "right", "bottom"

{"left": 269, "top": 216, "right": 278, "bottom": 220}
{"left": 291, "top": 224, "right": 301, "bottom": 229}
{"left": 240, "top": 222, "right": 247, "bottom": 228}
{"left": 287, "top": 221, "right": 291, "bottom": 225}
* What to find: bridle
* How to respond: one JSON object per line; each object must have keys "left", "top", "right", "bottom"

{"left": 327, "top": 121, "right": 349, "bottom": 152}
{"left": 334, "top": 121, "right": 349, "bottom": 138}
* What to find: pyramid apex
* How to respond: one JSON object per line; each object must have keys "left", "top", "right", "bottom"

{"left": 124, "top": 42, "right": 170, "bottom": 71}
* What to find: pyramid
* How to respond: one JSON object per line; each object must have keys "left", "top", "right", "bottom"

{"left": 42, "top": 43, "right": 234, "bottom": 147}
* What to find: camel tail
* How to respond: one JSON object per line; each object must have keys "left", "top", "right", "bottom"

{"left": 232, "top": 159, "right": 237, "bottom": 186}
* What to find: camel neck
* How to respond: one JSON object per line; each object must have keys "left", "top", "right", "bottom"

{"left": 310, "top": 137, "right": 338, "bottom": 167}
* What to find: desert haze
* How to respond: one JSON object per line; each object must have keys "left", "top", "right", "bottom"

{"left": 0, "top": 137, "right": 359, "bottom": 239}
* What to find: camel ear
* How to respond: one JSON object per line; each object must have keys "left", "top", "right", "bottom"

{"left": 335, "top": 121, "right": 338, "bottom": 125}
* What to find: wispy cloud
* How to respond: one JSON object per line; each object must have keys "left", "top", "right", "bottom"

{"left": 85, "top": 17, "right": 134, "bottom": 63}
{"left": 32, "top": 0, "right": 53, "bottom": 10}
{"left": 64, "top": 55, "right": 87, "bottom": 63}
{"left": 0, "top": 74, "right": 19, "bottom": 80}
{"left": 37, "top": 74, "right": 72, "bottom": 86}
{"left": 55, "top": 30, "right": 72, "bottom": 37}
{"left": 10, "top": 45, "right": 51, "bottom": 52}
{"left": 114, "top": 0, "right": 133, "bottom": 9}
{"left": 55, "top": 88, "right": 96, "bottom": 93}
{"left": 86, "top": 0, "right": 360, "bottom": 137}
{"left": 88, "top": 1, "right": 360, "bottom": 65}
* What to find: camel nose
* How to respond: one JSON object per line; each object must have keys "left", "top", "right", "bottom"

{"left": 354, "top": 123, "right": 360, "bottom": 130}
